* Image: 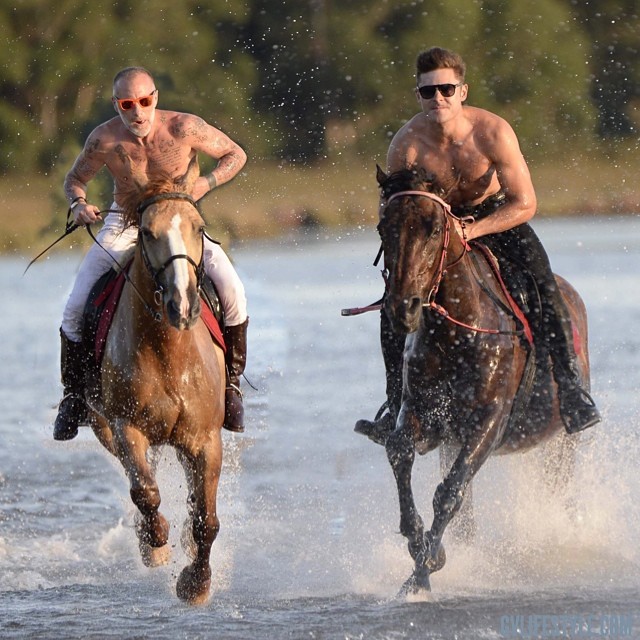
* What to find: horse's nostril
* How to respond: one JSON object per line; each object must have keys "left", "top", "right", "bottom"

{"left": 405, "top": 296, "right": 422, "bottom": 315}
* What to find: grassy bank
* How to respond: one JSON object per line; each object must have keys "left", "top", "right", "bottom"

{"left": 2, "top": 149, "right": 639, "bottom": 257}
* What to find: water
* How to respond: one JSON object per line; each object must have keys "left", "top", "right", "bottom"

{"left": 1, "top": 217, "right": 639, "bottom": 639}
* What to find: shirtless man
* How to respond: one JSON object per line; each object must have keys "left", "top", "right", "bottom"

{"left": 54, "top": 66, "right": 249, "bottom": 441}
{"left": 356, "top": 47, "right": 600, "bottom": 441}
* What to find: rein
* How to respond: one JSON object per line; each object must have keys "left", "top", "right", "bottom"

{"left": 88, "top": 192, "right": 205, "bottom": 323}
{"left": 383, "top": 189, "right": 520, "bottom": 337}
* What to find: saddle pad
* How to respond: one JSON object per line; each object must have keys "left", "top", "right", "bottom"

{"left": 93, "top": 268, "right": 225, "bottom": 365}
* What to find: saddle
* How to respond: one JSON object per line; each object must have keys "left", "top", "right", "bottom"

{"left": 470, "top": 241, "right": 556, "bottom": 441}
{"left": 81, "top": 262, "right": 226, "bottom": 374}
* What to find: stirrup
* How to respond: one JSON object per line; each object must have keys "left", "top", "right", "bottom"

{"left": 53, "top": 393, "right": 87, "bottom": 441}
{"left": 560, "top": 386, "right": 601, "bottom": 434}
{"left": 354, "top": 401, "right": 396, "bottom": 446}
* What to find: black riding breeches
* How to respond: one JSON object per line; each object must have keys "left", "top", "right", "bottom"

{"left": 454, "top": 195, "right": 577, "bottom": 375}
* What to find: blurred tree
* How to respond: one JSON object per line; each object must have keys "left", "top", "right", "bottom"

{"left": 0, "top": 0, "right": 629, "bottom": 173}
{"left": 369, "top": 0, "right": 596, "bottom": 157}
{"left": 563, "top": 0, "right": 639, "bottom": 137}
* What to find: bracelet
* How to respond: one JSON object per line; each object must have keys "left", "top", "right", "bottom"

{"left": 70, "top": 196, "right": 87, "bottom": 210}
{"left": 206, "top": 173, "right": 217, "bottom": 191}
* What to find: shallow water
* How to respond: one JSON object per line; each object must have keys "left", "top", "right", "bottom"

{"left": 1, "top": 217, "right": 639, "bottom": 639}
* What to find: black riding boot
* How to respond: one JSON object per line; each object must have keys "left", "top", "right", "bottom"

{"left": 546, "top": 304, "right": 601, "bottom": 434}
{"left": 53, "top": 329, "right": 88, "bottom": 441}
{"left": 355, "top": 310, "right": 405, "bottom": 445}
{"left": 485, "top": 223, "right": 601, "bottom": 435}
{"left": 223, "top": 318, "right": 248, "bottom": 433}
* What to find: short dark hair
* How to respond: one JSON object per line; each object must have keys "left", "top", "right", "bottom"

{"left": 113, "top": 66, "right": 154, "bottom": 89}
{"left": 416, "top": 48, "right": 466, "bottom": 82}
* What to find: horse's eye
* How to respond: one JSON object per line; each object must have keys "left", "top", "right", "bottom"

{"left": 141, "top": 228, "right": 153, "bottom": 239}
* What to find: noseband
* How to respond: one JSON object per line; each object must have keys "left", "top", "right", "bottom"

{"left": 137, "top": 192, "right": 205, "bottom": 304}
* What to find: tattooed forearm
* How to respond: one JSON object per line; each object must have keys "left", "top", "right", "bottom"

{"left": 211, "top": 151, "right": 245, "bottom": 187}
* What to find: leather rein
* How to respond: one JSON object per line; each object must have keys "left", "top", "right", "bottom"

{"left": 88, "top": 192, "right": 205, "bottom": 323}
{"left": 382, "top": 189, "right": 512, "bottom": 337}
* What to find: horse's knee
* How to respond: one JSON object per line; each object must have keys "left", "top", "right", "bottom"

{"left": 433, "top": 480, "right": 464, "bottom": 519}
{"left": 130, "top": 482, "right": 161, "bottom": 515}
{"left": 386, "top": 435, "right": 416, "bottom": 472}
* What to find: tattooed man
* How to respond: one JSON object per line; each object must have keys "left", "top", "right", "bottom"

{"left": 55, "top": 66, "right": 249, "bottom": 440}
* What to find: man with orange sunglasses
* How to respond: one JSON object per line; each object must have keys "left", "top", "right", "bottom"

{"left": 54, "top": 66, "right": 249, "bottom": 440}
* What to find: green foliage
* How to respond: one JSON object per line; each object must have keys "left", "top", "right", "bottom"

{"left": 0, "top": 0, "right": 637, "bottom": 174}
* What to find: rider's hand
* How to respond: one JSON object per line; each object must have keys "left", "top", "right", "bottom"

{"left": 452, "top": 217, "right": 472, "bottom": 248}
{"left": 73, "top": 202, "right": 102, "bottom": 226}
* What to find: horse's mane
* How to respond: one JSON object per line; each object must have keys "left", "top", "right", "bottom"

{"left": 380, "top": 166, "right": 449, "bottom": 201}
{"left": 118, "top": 172, "right": 191, "bottom": 229}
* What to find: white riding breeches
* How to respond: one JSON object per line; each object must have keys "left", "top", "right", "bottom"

{"left": 61, "top": 210, "right": 247, "bottom": 342}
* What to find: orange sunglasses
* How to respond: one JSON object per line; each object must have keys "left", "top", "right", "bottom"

{"left": 114, "top": 89, "right": 157, "bottom": 111}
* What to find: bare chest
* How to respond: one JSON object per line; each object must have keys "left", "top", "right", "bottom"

{"left": 106, "top": 137, "right": 194, "bottom": 190}
{"left": 420, "top": 145, "right": 497, "bottom": 205}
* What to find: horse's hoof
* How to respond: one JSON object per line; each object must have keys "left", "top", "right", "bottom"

{"left": 399, "top": 568, "right": 431, "bottom": 598}
{"left": 176, "top": 563, "right": 212, "bottom": 605}
{"left": 139, "top": 542, "right": 171, "bottom": 568}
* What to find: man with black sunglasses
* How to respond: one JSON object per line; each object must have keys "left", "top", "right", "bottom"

{"left": 54, "top": 66, "right": 250, "bottom": 440}
{"left": 356, "top": 46, "right": 600, "bottom": 443}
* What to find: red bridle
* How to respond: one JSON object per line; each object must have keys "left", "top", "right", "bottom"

{"left": 383, "top": 189, "right": 508, "bottom": 336}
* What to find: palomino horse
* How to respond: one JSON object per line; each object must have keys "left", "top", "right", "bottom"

{"left": 87, "top": 158, "right": 226, "bottom": 604}
{"left": 376, "top": 167, "right": 591, "bottom": 595}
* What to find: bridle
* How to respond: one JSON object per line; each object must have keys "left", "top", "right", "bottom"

{"left": 381, "top": 189, "right": 512, "bottom": 336}
{"left": 382, "top": 188, "right": 472, "bottom": 299}
{"left": 137, "top": 193, "right": 205, "bottom": 308}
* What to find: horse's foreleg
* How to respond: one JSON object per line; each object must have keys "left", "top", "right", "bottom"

{"left": 386, "top": 410, "right": 429, "bottom": 592}
{"left": 176, "top": 433, "right": 222, "bottom": 605}
{"left": 439, "top": 444, "right": 476, "bottom": 544}
{"left": 427, "top": 411, "right": 503, "bottom": 572}
{"left": 113, "top": 423, "right": 169, "bottom": 563}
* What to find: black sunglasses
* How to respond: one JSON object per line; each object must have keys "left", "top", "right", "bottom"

{"left": 416, "top": 83, "right": 463, "bottom": 100}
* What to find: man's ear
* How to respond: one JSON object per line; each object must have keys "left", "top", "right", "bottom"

{"left": 459, "top": 83, "right": 469, "bottom": 103}
{"left": 112, "top": 97, "right": 119, "bottom": 114}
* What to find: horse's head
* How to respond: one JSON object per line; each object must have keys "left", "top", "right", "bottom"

{"left": 121, "top": 157, "right": 206, "bottom": 331}
{"left": 377, "top": 165, "right": 452, "bottom": 334}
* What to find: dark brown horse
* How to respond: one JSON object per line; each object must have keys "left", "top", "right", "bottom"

{"left": 87, "top": 158, "right": 226, "bottom": 604}
{"left": 376, "top": 167, "right": 591, "bottom": 595}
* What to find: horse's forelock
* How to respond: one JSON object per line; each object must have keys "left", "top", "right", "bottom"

{"left": 381, "top": 167, "right": 441, "bottom": 198}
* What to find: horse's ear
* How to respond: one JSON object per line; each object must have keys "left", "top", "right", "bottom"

{"left": 120, "top": 151, "right": 148, "bottom": 191}
{"left": 376, "top": 164, "right": 387, "bottom": 186}
{"left": 177, "top": 156, "right": 200, "bottom": 193}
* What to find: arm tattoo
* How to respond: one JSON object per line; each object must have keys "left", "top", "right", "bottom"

{"left": 210, "top": 152, "right": 244, "bottom": 187}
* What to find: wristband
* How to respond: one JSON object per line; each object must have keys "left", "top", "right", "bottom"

{"left": 70, "top": 196, "right": 86, "bottom": 211}
{"left": 206, "top": 173, "right": 217, "bottom": 191}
